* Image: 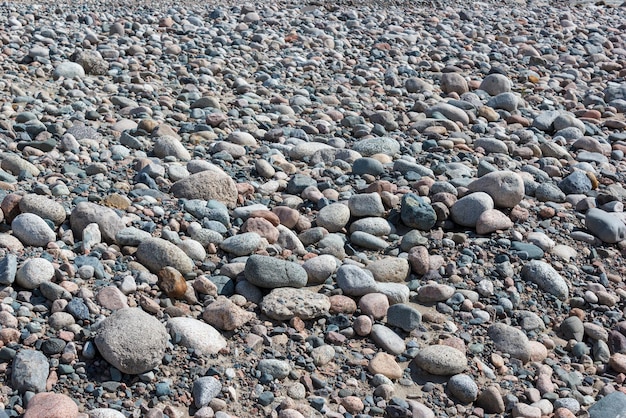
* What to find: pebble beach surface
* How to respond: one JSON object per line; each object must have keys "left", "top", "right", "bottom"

{"left": 0, "top": 0, "right": 625, "bottom": 417}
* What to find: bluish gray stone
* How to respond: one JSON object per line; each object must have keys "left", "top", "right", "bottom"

{"left": 193, "top": 376, "right": 222, "bottom": 408}
{"left": 352, "top": 157, "right": 385, "bottom": 176}
{"left": 589, "top": 391, "right": 626, "bottom": 418}
{"left": 447, "top": 374, "right": 479, "bottom": 403}
{"left": 559, "top": 171, "right": 593, "bottom": 195}
{"left": 0, "top": 254, "right": 17, "bottom": 285}
{"left": 257, "top": 359, "right": 291, "bottom": 380}
{"left": 386, "top": 304, "right": 422, "bottom": 332}
{"left": 488, "top": 323, "right": 532, "bottom": 363}
{"left": 244, "top": 255, "right": 307, "bottom": 289}
{"left": 401, "top": 193, "right": 436, "bottom": 230}
{"left": 486, "top": 92, "right": 518, "bottom": 111}
{"left": 220, "top": 232, "right": 261, "bottom": 256}
{"left": 521, "top": 260, "right": 569, "bottom": 300}
{"left": 370, "top": 324, "right": 406, "bottom": 355}
{"left": 11, "top": 349, "right": 49, "bottom": 393}
{"left": 535, "top": 183, "right": 566, "bottom": 203}
{"left": 350, "top": 231, "right": 388, "bottom": 250}
{"left": 450, "top": 192, "right": 494, "bottom": 228}
{"left": 585, "top": 208, "right": 626, "bottom": 244}
{"left": 336, "top": 264, "right": 378, "bottom": 296}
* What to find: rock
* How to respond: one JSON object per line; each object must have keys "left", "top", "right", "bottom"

{"left": 11, "top": 349, "right": 49, "bottom": 393}
{"left": 153, "top": 135, "right": 191, "bottom": 161}
{"left": 476, "top": 209, "right": 514, "bottom": 234}
{"left": 447, "top": 374, "right": 479, "bottom": 403}
{"left": 521, "top": 260, "right": 569, "bottom": 300}
{"left": 94, "top": 308, "right": 168, "bottom": 374}
{"left": 170, "top": 169, "right": 238, "bottom": 209}
{"left": 365, "top": 257, "right": 409, "bottom": 283}
{"left": 450, "top": 192, "right": 494, "bottom": 228}
{"left": 257, "top": 359, "right": 291, "bottom": 380}
{"left": 368, "top": 352, "right": 404, "bottom": 379}
{"left": 219, "top": 232, "right": 261, "bottom": 256}
{"left": 0, "top": 254, "right": 17, "bottom": 285}
{"left": 335, "top": 264, "right": 378, "bottom": 296}
{"left": 15, "top": 257, "right": 55, "bottom": 289}
{"left": 354, "top": 315, "right": 373, "bottom": 336}
{"left": 559, "top": 171, "right": 593, "bottom": 195}
{"left": 23, "top": 392, "right": 78, "bottom": 418}
{"left": 417, "top": 283, "right": 455, "bottom": 303}
{"left": 19, "top": 194, "right": 66, "bottom": 225}
{"left": 11, "top": 213, "right": 55, "bottom": 247}
{"left": 70, "top": 202, "right": 125, "bottom": 244}
{"left": 400, "top": 193, "right": 437, "bottom": 230}
{"left": 53, "top": 61, "right": 85, "bottom": 79}
{"left": 477, "top": 386, "right": 505, "bottom": 414}
{"left": 157, "top": 266, "right": 188, "bottom": 298}
{"left": 359, "top": 293, "right": 389, "bottom": 319}
{"left": 166, "top": 317, "right": 226, "bottom": 355}
{"left": 261, "top": 288, "right": 330, "bottom": 320}
{"left": 202, "top": 296, "right": 254, "bottom": 330}
{"left": 87, "top": 409, "right": 126, "bottom": 418}
{"left": 244, "top": 255, "right": 307, "bottom": 288}
{"left": 585, "top": 208, "right": 626, "bottom": 244}
{"left": 560, "top": 316, "right": 584, "bottom": 341}
{"left": 479, "top": 73, "right": 512, "bottom": 95}
{"left": 193, "top": 376, "right": 222, "bottom": 408}
{"left": 588, "top": 391, "right": 626, "bottom": 418}
{"left": 488, "top": 323, "right": 531, "bottom": 363}
{"left": 468, "top": 171, "right": 525, "bottom": 208}
{"left": 316, "top": 202, "right": 350, "bottom": 232}
{"left": 302, "top": 255, "right": 338, "bottom": 285}
{"left": 414, "top": 345, "right": 468, "bottom": 375}
{"left": 348, "top": 192, "right": 385, "bottom": 217}
{"left": 136, "top": 238, "right": 194, "bottom": 274}
{"left": 371, "top": 324, "right": 406, "bottom": 355}
{"left": 353, "top": 136, "right": 400, "bottom": 156}
{"left": 441, "top": 72, "right": 469, "bottom": 95}
{"left": 386, "top": 304, "right": 422, "bottom": 332}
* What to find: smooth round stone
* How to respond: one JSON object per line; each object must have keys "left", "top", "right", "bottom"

{"left": 474, "top": 137, "right": 509, "bottom": 154}
{"left": 12, "top": 213, "right": 56, "bottom": 247}
{"left": 426, "top": 103, "right": 469, "bottom": 125}
{"left": 153, "top": 135, "right": 191, "bottom": 161}
{"left": 70, "top": 201, "right": 125, "bottom": 244}
{"left": 414, "top": 345, "right": 468, "bottom": 375}
{"left": 353, "top": 157, "right": 385, "bottom": 176}
{"left": 348, "top": 193, "right": 385, "bottom": 217}
{"left": 193, "top": 376, "right": 222, "bottom": 408}
{"left": 260, "top": 288, "right": 330, "bottom": 320}
{"left": 11, "top": 349, "right": 49, "bottom": 393}
{"left": 353, "top": 137, "right": 400, "bottom": 156}
{"left": 450, "top": 192, "right": 494, "bottom": 228}
{"left": 350, "top": 231, "right": 388, "bottom": 250}
{"left": 244, "top": 255, "right": 307, "bottom": 289}
{"left": 19, "top": 194, "right": 66, "bottom": 225}
{"left": 527, "top": 232, "right": 556, "bottom": 251}
{"left": 53, "top": 61, "right": 85, "bottom": 79}
{"left": 354, "top": 314, "right": 373, "bottom": 336}
{"left": 87, "top": 408, "right": 126, "bottom": 418}
{"left": 479, "top": 73, "right": 512, "bottom": 96}
{"left": 365, "top": 257, "right": 409, "bottom": 283}
{"left": 447, "top": 374, "right": 479, "bottom": 403}
{"left": 311, "top": 344, "right": 336, "bottom": 366}
{"left": 170, "top": 169, "right": 238, "bottom": 209}
{"left": 370, "top": 324, "right": 406, "bottom": 355}
{"left": 257, "top": 359, "right": 291, "bottom": 380}
{"left": 512, "top": 403, "right": 542, "bottom": 418}
{"left": 166, "top": 317, "right": 226, "bottom": 355}
{"left": 177, "top": 239, "right": 207, "bottom": 261}
{"left": 486, "top": 92, "right": 519, "bottom": 111}
{"left": 219, "top": 232, "right": 261, "bottom": 256}
{"left": 136, "top": 238, "right": 194, "bottom": 274}
{"left": 316, "top": 203, "right": 350, "bottom": 232}
{"left": 521, "top": 260, "right": 569, "bottom": 300}
{"left": 23, "top": 392, "right": 78, "bottom": 418}
{"left": 585, "top": 208, "right": 626, "bottom": 244}
{"left": 386, "top": 303, "right": 422, "bottom": 332}
{"left": 349, "top": 217, "right": 392, "bottom": 236}
{"left": 475, "top": 209, "right": 513, "bottom": 234}
{"left": 468, "top": 171, "right": 525, "bottom": 208}
{"left": 359, "top": 293, "right": 389, "bottom": 319}
{"left": 302, "top": 255, "right": 338, "bottom": 285}
{"left": 487, "top": 323, "right": 531, "bottom": 363}
{"left": 535, "top": 183, "right": 566, "bottom": 203}
{"left": 441, "top": 72, "right": 468, "bottom": 95}
{"left": 94, "top": 308, "right": 168, "bottom": 374}
{"left": 400, "top": 193, "right": 436, "bottom": 230}
{"left": 377, "top": 282, "right": 410, "bottom": 304}
{"left": 335, "top": 264, "right": 378, "bottom": 296}
{"left": 417, "top": 283, "right": 455, "bottom": 303}
{"left": 15, "top": 258, "right": 55, "bottom": 289}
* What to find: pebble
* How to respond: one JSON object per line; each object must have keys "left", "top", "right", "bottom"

{"left": 450, "top": 192, "right": 495, "bottom": 228}
{"left": 11, "top": 213, "right": 55, "bottom": 247}
{"left": 260, "top": 288, "right": 330, "bottom": 320}
{"left": 136, "top": 238, "right": 194, "bottom": 274}
{"left": 585, "top": 208, "right": 626, "bottom": 243}
{"left": 11, "top": 349, "right": 49, "bottom": 393}
{"left": 488, "top": 323, "right": 532, "bottom": 363}
{"left": 371, "top": 324, "right": 406, "bottom": 355}
{"left": 244, "top": 255, "right": 307, "bottom": 289}
{"left": 468, "top": 171, "right": 525, "bottom": 208}
{"left": 521, "top": 260, "right": 569, "bottom": 300}
{"left": 335, "top": 264, "right": 378, "bottom": 296}
{"left": 193, "top": 376, "right": 222, "bottom": 408}
{"left": 15, "top": 257, "right": 54, "bottom": 290}
{"left": 257, "top": 359, "right": 291, "bottom": 380}
{"left": 386, "top": 304, "right": 422, "bottom": 332}
{"left": 316, "top": 203, "right": 350, "bottom": 232}
{"left": 94, "top": 308, "right": 168, "bottom": 374}
{"left": 23, "top": 392, "right": 78, "bottom": 418}
{"left": 368, "top": 352, "right": 404, "bottom": 380}
{"left": 414, "top": 345, "right": 468, "bottom": 376}
{"left": 166, "top": 317, "right": 226, "bottom": 355}
{"left": 447, "top": 374, "right": 479, "bottom": 403}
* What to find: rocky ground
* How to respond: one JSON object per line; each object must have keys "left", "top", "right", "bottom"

{"left": 0, "top": 0, "right": 625, "bottom": 417}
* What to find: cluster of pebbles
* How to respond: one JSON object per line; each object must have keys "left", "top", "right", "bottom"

{"left": 0, "top": 0, "right": 625, "bottom": 417}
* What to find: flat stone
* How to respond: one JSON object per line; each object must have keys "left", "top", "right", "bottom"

{"left": 261, "top": 288, "right": 330, "bottom": 320}
{"left": 170, "top": 168, "right": 238, "bottom": 209}
{"left": 11, "top": 349, "right": 49, "bottom": 393}
{"left": 136, "top": 238, "right": 194, "bottom": 274}
{"left": 585, "top": 208, "right": 626, "bottom": 244}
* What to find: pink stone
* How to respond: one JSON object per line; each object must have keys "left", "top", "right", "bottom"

{"left": 354, "top": 315, "right": 373, "bottom": 336}
{"left": 408, "top": 246, "right": 429, "bottom": 275}
{"left": 24, "top": 393, "right": 78, "bottom": 418}
{"left": 358, "top": 293, "right": 389, "bottom": 320}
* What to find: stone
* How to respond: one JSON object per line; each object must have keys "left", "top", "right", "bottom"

{"left": 19, "top": 194, "right": 66, "bottom": 225}
{"left": 479, "top": 73, "right": 512, "bottom": 96}
{"left": 153, "top": 135, "right": 191, "bottom": 161}
{"left": 157, "top": 266, "right": 188, "bottom": 299}
{"left": 365, "top": 257, "right": 409, "bottom": 283}
{"left": 585, "top": 208, "right": 626, "bottom": 244}
{"left": 257, "top": 359, "right": 291, "bottom": 380}
{"left": 170, "top": 169, "right": 238, "bottom": 209}
{"left": 447, "top": 374, "right": 479, "bottom": 403}
{"left": 353, "top": 137, "right": 400, "bottom": 156}
{"left": 521, "top": 260, "right": 569, "bottom": 300}
{"left": 302, "top": 255, "right": 338, "bottom": 285}
{"left": 11, "top": 349, "right": 49, "bottom": 393}
{"left": 468, "top": 171, "right": 525, "bottom": 208}
{"left": 136, "top": 238, "right": 194, "bottom": 274}
{"left": 87, "top": 409, "right": 126, "bottom": 418}
{"left": 166, "top": 317, "right": 227, "bottom": 355}
{"left": 219, "top": 232, "right": 261, "bottom": 256}
{"left": 94, "top": 308, "right": 168, "bottom": 374}
{"left": 371, "top": 324, "right": 406, "bottom": 355}
{"left": 261, "top": 288, "right": 330, "bottom": 320}
{"left": 11, "top": 213, "right": 55, "bottom": 247}
{"left": 316, "top": 202, "right": 350, "bottom": 232}
{"left": 559, "top": 171, "right": 593, "bottom": 195}
{"left": 588, "top": 391, "right": 626, "bottom": 418}
{"left": 368, "top": 352, "right": 404, "bottom": 379}
{"left": 193, "top": 376, "right": 222, "bottom": 408}
{"left": 441, "top": 73, "right": 469, "bottom": 95}
{"left": 354, "top": 315, "right": 373, "bottom": 336}
{"left": 202, "top": 296, "right": 254, "bottom": 330}
{"left": 477, "top": 386, "right": 505, "bottom": 414}
{"left": 358, "top": 293, "right": 389, "bottom": 319}
{"left": 417, "top": 283, "right": 455, "bottom": 303}
{"left": 244, "top": 255, "right": 307, "bottom": 288}
{"left": 23, "top": 392, "right": 78, "bottom": 418}
{"left": 476, "top": 209, "right": 514, "bottom": 234}
{"left": 70, "top": 202, "right": 125, "bottom": 244}
{"left": 488, "top": 323, "right": 531, "bottom": 363}
{"left": 15, "top": 258, "right": 55, "bottom": 290}
{"left": 53, "top": 61, "right": 85, "bottom": 79}
{"left": 335, "top": 264, "right": 378, "bottom": 296}
{"left": 450, "top": 192, "right": 494, "bottom": 228}
{"left": 386, "top": 304, "right": 422, "bottom": 332}
{"left": 414, "top": 345, "right": 468, "bottom": 375}
{"left": 311, "top": 344, "right": 336, "bottom": 366}
{"left": 400, "top": 193, "right": 437, "bottom": 230}
{"left": 0, "top": 253, "right": 17, "bottom": 285}
{"left": 348, "top": 192, "right": 385, "bottom": 217}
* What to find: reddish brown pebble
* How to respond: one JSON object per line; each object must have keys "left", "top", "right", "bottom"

{"left": 157, "top": 266, "right": 188, "bottom": 299}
